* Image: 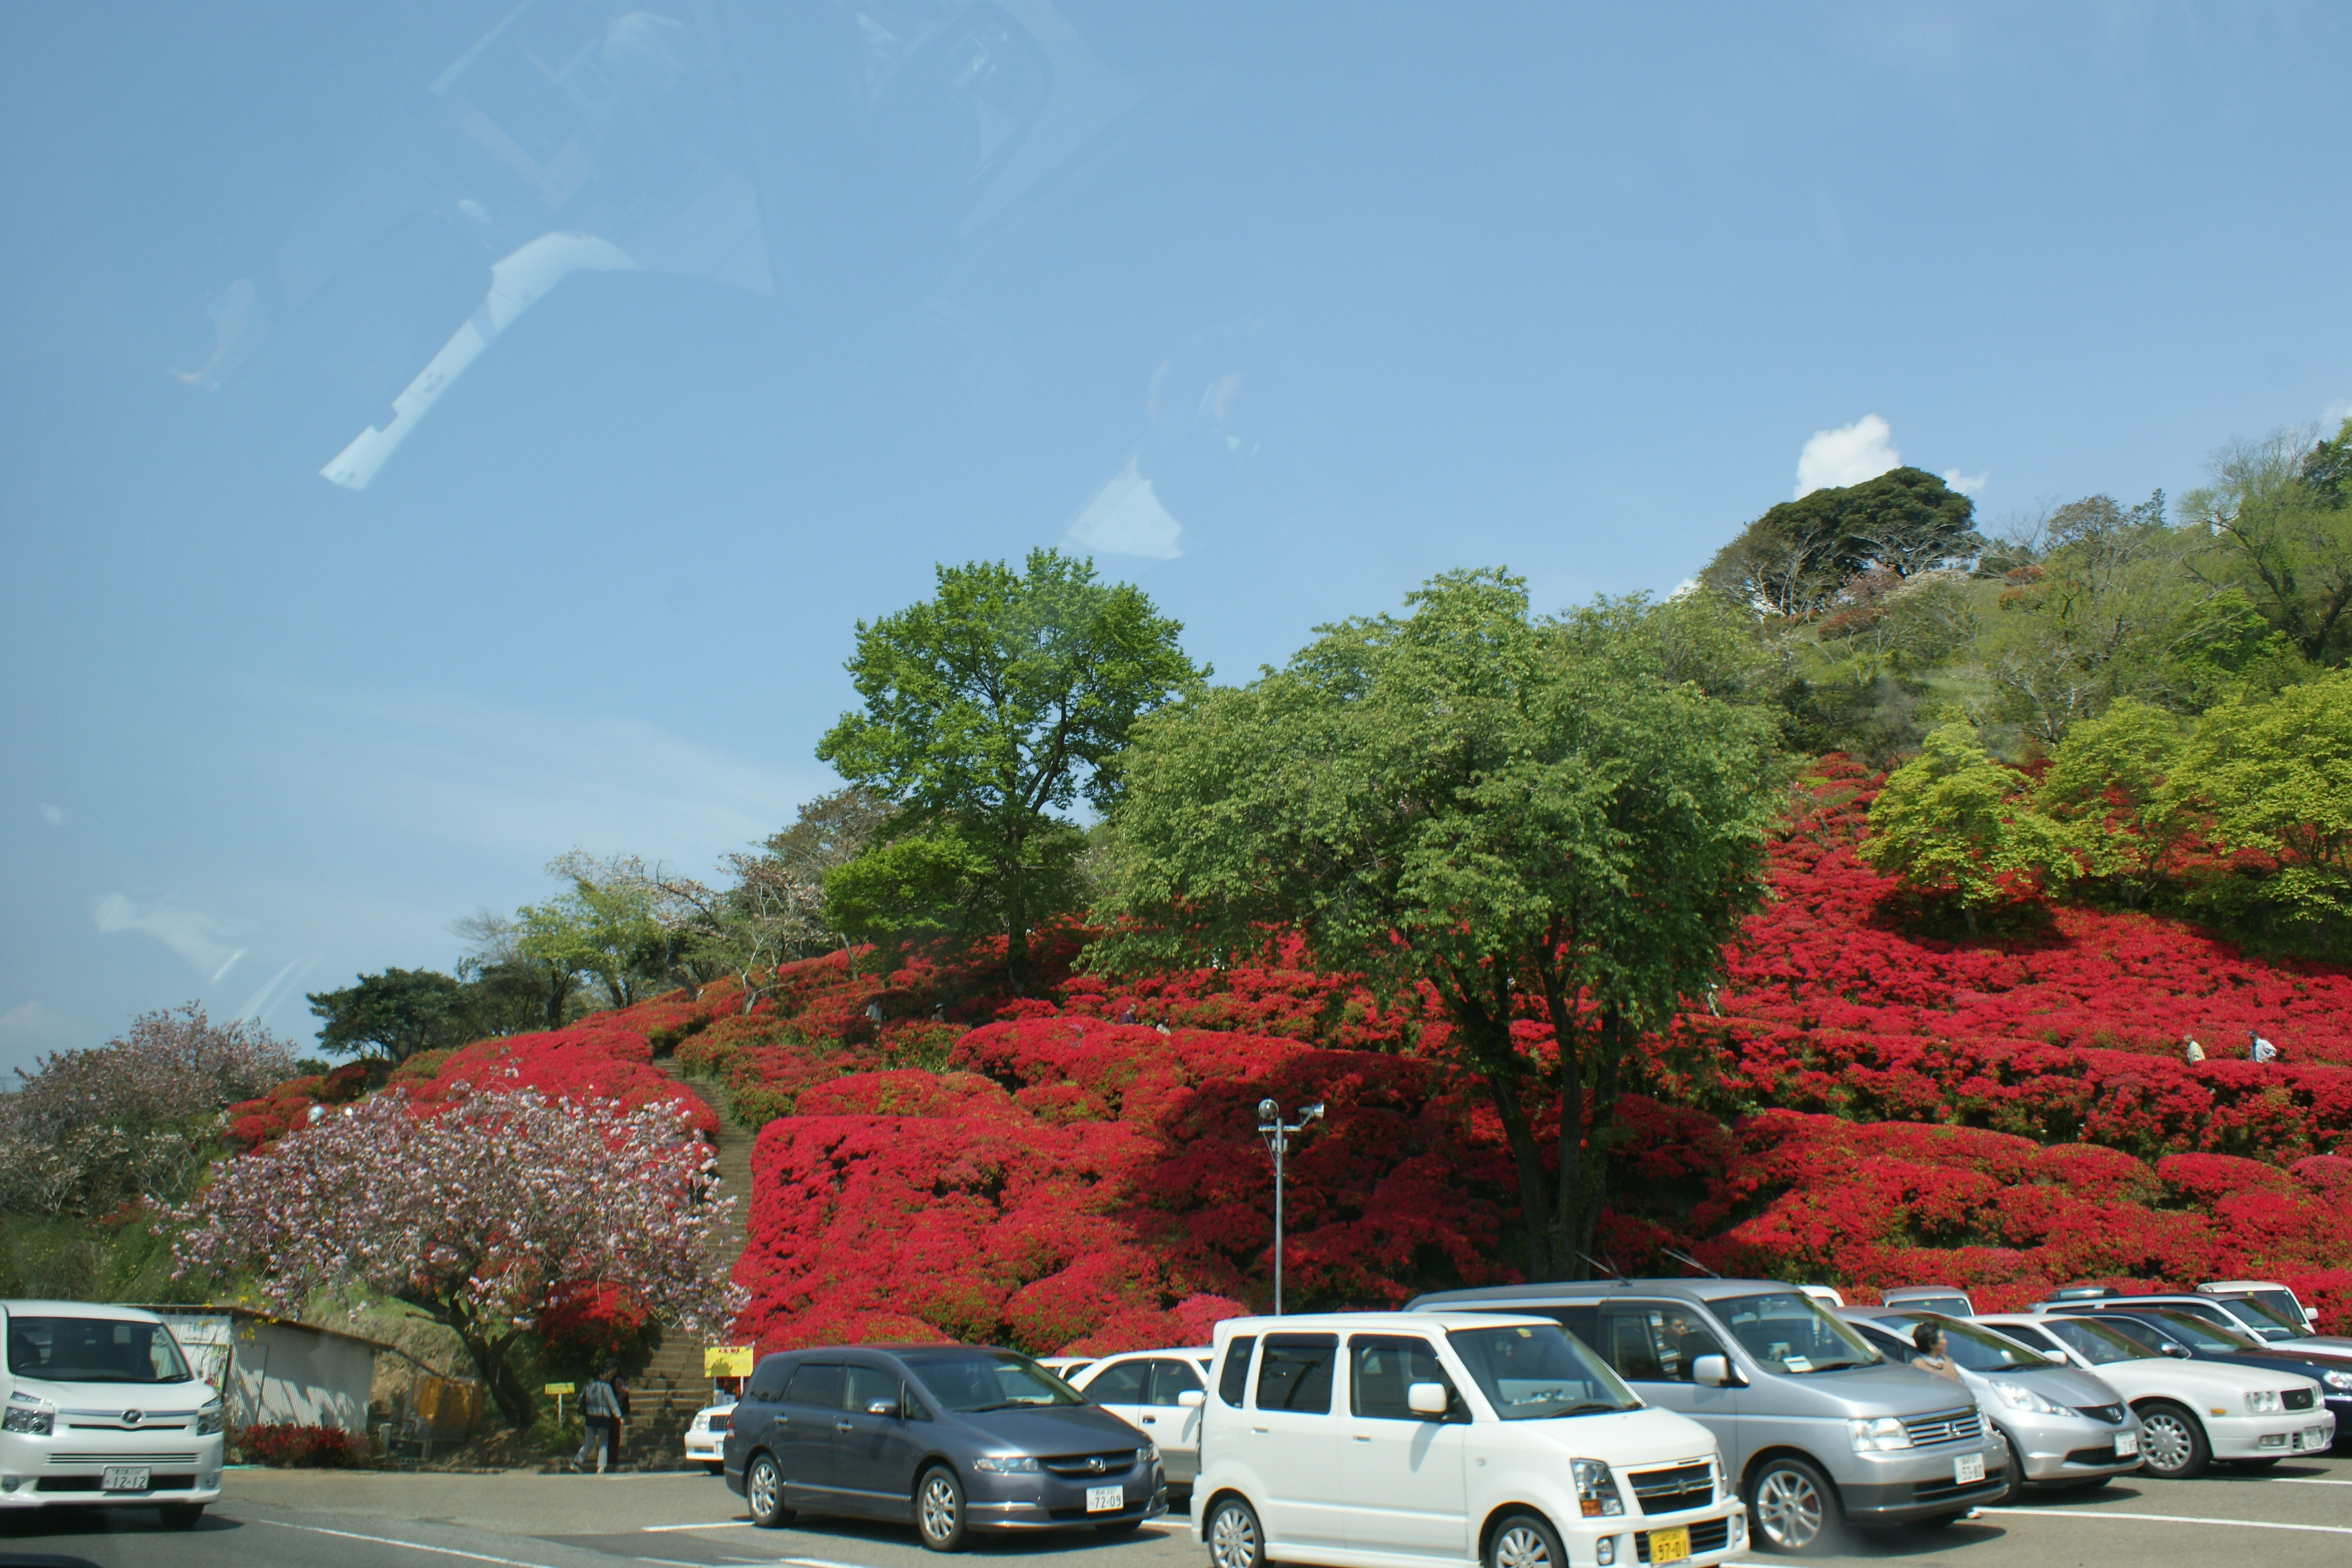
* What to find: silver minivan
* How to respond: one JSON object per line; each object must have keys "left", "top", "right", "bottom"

{"left": 1409, "top": 1279, "right": 2006, "bottom": 1554}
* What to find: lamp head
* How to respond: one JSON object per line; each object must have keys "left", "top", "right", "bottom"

{"left": 1257, "top": 1097, "right": 1279, "bottom": 1122}
{"left": 1303, "top": 1102, "right": 1326, "bottom": 1122}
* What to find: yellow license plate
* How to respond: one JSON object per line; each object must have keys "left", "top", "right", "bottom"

{"left": 1647, "top": 1526, "right": 1690, "bottom": 1565}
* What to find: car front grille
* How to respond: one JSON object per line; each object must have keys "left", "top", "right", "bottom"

{"left": 1634, "top": 1518, "right": 1729, "bottom": 1562}
{"left": 1040, "top": 1449, "right": 1141, "bottom": 1479}
{"left": 2072, "top": 1404, "right": 2124, "bottom": 1424}
{"left": 1628, "top": 1461, "right": 1714, "bottom": 1515}
{"left": 1902, "top": 1407, "right": 1984, "bottom": 1447}
{"left": 2284, "top": 1389, "right": 2317, "bottom": 1411}
{"left": 48, "top": 1452, "right": 198, "bottom": 1466}
{"left": 2065, "top": 1444, "right": 2128, "bottom": 1465}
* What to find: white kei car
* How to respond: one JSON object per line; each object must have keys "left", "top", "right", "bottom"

{"left": 683, "top": 1392, "right": 735, "bottom": 1473}
{"left": 1977, "top": 1313, "right": 2333, "bottom": 1478}
{"left": 1071, "top": 1347, "right": 1213, "bottom": 1484}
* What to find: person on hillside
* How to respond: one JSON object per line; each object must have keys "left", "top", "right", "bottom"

{"left": 574, "top": 1366, "right": 620, "bottom": 1473}
{"left": 1910, "top": 1322, "right": 1963, "bottom": 1383}
{"left": 2250, "top": 1029, "right": 2280, "bottom": 1064}
{"left": 2183, "top": 1035, "right": 2206, "bottom": 1064}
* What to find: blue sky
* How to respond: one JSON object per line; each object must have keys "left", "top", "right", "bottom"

{"left": 3, "top": 2, "right": 2347, "bottom": 1066}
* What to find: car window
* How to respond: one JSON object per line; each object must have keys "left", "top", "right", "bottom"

{"left": 1711, "top": 1291, "right": 1881, "bottom": 1373}
{"left": 1217, "top": 1337, "right": 1257, "bottom": 1408}
{"left": 2043, "top": 1318, "right": 2161, "bottom": 1364}
{"left": 1349, "top": 1335, "right": 1467, "bottom": 1422}
{"left": 1087, "top": 1359, "right": 1149, "bottom": 1404}
{"left": 1597, "top": 1302, "right": 1726, "bottom": 1383}
{"left": 2246, "top": 1289, "right": 2307, "bottom": 1328}
{"left": 2216, "top": 1296, "right": 2301, "bottom": 1338}
{"left": 1990, "top": 1323, "right": 2066, "bottom": 1356}
{"left": 899, "top": 1349, "right": 1083, "bottom": 1411}
{"left": 1255, "top": 1335, "right": 1338, "bottom": 1413}
{"left": 785, "top": 1362, "right": 845, "bottom": 1407}
{"left": 4, "top": 1318, "right": 192, "bottom": 1384}
{"left": 1887, "top": 1315, "right": 2053, "bottom": 1371}
{"left": 746, "top": 1356, "right": 792, "bottom": 1404}
{"left": 1148, "top": 1358, "right": 1204, "bottom": 1404}
{"left": 2130, "top": 1312, "right": 2257, "bottom": 1353}
{"left": 1446, "top": 1322, "right": 1640, "bottom": 1419}
{"left": 843, "top": 1363, "right": 902, "bottom": 1413}
{"left": 1855, "top": 1324, "right": 1916, "bottom": 1362}
{"left": 1891, "top": 1295, "right": 1972, "bottom": 1316}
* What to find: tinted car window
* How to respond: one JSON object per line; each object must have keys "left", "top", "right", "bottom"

{"left": 1447, "top": 1322, "right": 1640, "bottom": 1419}
{"left": 1595, "top": 1302, "right": 1726, "bottom": 1383}
{"left": 2044, "top": 1318, "right": 2161, "bottom": 1365}
{"left": 747, "top": 1355, "right": 792, "bottom": 1403}
{"left": 1088, "top": 1359, "right": 1149, "bottom": 1404}
{"left": 844, "top": 1363, "right": 901, "bottom": 1413}
{"left": 899, "top": 1349, "right": 1082, "bottom": 1410}
{"left": 786, "top": 1362, "right": 846, "bottom": 1407}
{"left": 1256, "top": 1335, "right": 1338, "bottom": 1413}
{"left": 1148, "top": 1358, "right": 1204, "bottom": 1404}
{"left": 2128, "top": 1311, "right": 2261, "bottom": 1353}
{"left": 1218, "top": 1337, "right": 1257, "bottom": 1408}
{"left": 1349, "top": 1335, "right": 1464, "bottom": 1422}
{"left": 1712, "top": 1291, "right": 1879, "bottom": 1373}
{"left": 5, "top": 1318, "right": 190, "bottom": 1384}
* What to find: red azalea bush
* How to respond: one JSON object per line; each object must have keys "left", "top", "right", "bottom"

{"left": 238, "top": 1422, "right": 370, "bottom": 1467}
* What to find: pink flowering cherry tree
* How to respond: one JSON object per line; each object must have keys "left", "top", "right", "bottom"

{"left": 174, "top": 1087, "right": 742, "bottom": 1428}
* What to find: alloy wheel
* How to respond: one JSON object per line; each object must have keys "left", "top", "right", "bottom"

{"left": 747, "top": 1457, "right": 782, "bottom": 1526}
{"left": 921, "top": 1474, "right": 961, "bottom": 1543}
{"left": 1493, "top": 1523, "right": 1556, "bottom": 1568}
{"left": 1208, "top": 1501, "right": 1262, "bottom": 1568}
{"left": 1754, "top": 1466, "right": 1826, "bottom": 1550}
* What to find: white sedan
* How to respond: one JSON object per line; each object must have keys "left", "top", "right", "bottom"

{"left": 682, "top": 1395, "right": 734, "bottom": 1473}
{"left": 1070, "top": 1347, "right": 1211, "bottom": 1484}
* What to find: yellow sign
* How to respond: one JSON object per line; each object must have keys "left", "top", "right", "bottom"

{"left": 704, "top": 1346, "right": 755, "bottom": 1378}
{"left": 543, "top": 1382, "right": 576, "bottom": 1395}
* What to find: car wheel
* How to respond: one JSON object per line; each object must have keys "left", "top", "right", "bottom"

{"left": 746, "top": 1453, "right": 794, "bottom": 1528}
{"left": 917, "top": 1465, "right": 967, "bottom": 1552}
{"left": 2135, "top": 1400, "right": 2211, "bottom": 1480}
{"left": 1206, "top": 1494, "right": 1265, "bottom": 1568}
{"left": 1747, "top": 1455, "right": 1841, "bottom": 1554}
{"left": 1988, "top": 1427, "right": 2023, "bottom": 1505}
{"left": 1486, "top": 1511, "right": 1565, "bottom": 1568}
{"left": 158, "top": 1503, "right": 206, "bottom": 1529}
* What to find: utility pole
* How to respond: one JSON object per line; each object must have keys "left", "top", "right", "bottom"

{"left": 1256, "top": 1097, "right": 1324, "bottom": 1315}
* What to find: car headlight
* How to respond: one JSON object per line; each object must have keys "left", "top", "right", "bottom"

{"left": 2323, "top": 1372, "right": 2352, "bottom": 1394}
{"left": 972, "top": 1454, "right": 1040, "bottom": 1473}
{"left": 2246, "top": 1391, "right": 2283, "bottom": 1414}
{"left": 1848, "top": 1415, "right": 1912, "bottom": 1453}
{"left": 1570, "top": 1458, "right": 1625, "bottom": 1517}
{"left": 1990, "top": 1380, "right": 2067, "bottom": 1416}
{"left": 1141, "top": 1442, "right": 1159, "bottom": 1464}
{"left": 1, "top": 1395, "right": 53, "bottom": 1438}
{"left": 197, "top": 1400, "right": 224, "bottom": 1436}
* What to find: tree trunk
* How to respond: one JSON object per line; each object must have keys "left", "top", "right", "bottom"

{"left": 1438, "top": 969, "right": 1556, "bottom": 1279}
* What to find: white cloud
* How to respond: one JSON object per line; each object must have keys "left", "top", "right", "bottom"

{"left": 1942, "top": 469, "right": 1988, "bottom": 496}
{"left": 37, "top": 802, "right": 63, "bottom": 827}
{"left": 1796, "top": 414, "right": 1901, "bottom": 498}
{"left": 0, "top": 1000, "right": 75, "bottom": 1065}
{"left": 1064, "top": 455, "right": 1184, "bottom": 560}
{"left": 91, "top": 893, "right": 247, "bottom": 983}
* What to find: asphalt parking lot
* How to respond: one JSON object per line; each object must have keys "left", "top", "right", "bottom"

{"left": 0, "top": 1456, "right": 2347, "bottom": 1568}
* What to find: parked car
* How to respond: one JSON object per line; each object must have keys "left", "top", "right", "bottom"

{"left": 1836, "top": 1309, "right": 2142, "bottom": 1500}
{"left": 1796, "top": 1286, "right": 1845, "bottom": 1308}
{"left": 1879, "top": 1286, "right": 1975, "bottom": 1317}
{"left": 683, "top": 1391, "right": 734, "bottom": 1473}
{"left": 0, "top": 1300, "right": 224, "bottom": 1528}
{"left": 2202, "top": 1279, "right": 2323, "bottom": 1333}
{"left": 722, "top": 1343, "right": 1164, "bottom": 1549}
{"left": 1194, "top": 1311, "right": 1747, "bottom": 1568}
{"left": 2043, "top": 1306, "right": 2352, "bottom": 1442}
{"left": 1070, "top": 1348, "right": 1212, "bottom": 1484}
{"left": 1037, "top": 1356, "right": 1098, "bottom": 1382}
{"left": 1409, "top": 1278, "right": 2006, "bottom": 1553}
{"left": 1972, "top": 1313, "right": 2333, "bottom": 1478}
{"left": 2038, "top": 1292, "right": 2352, "bottom": 1357}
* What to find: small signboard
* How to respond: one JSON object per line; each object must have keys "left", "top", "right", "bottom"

{"left": 704, "top": 1346, "right": 755, "bottom": 1378}
{"left": 543, "top": 1382, "right": 576, "bottom": 1395}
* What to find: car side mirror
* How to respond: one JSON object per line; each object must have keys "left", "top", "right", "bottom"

{"left": 1407, "top": 1382, "right": 1450, "bottom": 1417}
{"left": 1177, "top": 1390, "right": 1205, "bottom": 1409}
{"left": 1690, "top": 1355, "right": 1732, "bottom": 1388}
{"left": 868, "top": 1400, "right": 900, "bottom": 1415}
{"left": 2162, "top": 1343, "right": 2190, "bottom": 1358}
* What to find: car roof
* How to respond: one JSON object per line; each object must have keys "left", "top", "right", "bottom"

{"left": 1222, "top": 1311, "right": 1563, "bottom": 1334}
{"left": 1411, "top": 1277, "right": 1796, "bottom": 1308}
{"left": 1083, "top": 1346, "right": 1211, "bottom": 1361}
{"left": 1, "top": 1301, "right": 168, "bottom": 1324}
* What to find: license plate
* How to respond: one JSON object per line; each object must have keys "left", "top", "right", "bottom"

{"left": 1953, "top": 1452, "right": 1986, "bottom": 1485}
{"left": 100, "top": 1466, "right": 150, "bottom": 1492}
{"left": 1646, "top": 1526, "right": 1690, "bottom": 1565}
{"left": 1086, "top": 1484, "right": 1124, "bottom": 1513}
{"left": 2113, "top": 1431, "right": 2138, "bottom": 1458}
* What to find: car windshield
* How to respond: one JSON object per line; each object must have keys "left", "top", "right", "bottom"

{"left": 1714, "top": 1292, "right": 1881, "bottom": 1373}
{"left": 899, "top": 1349, "right": 1084, "bottom": 1411}
{"left": 1888, "top": 1314, "right": 2052, "bottom": 1371}
{"left": 1447, "top": 1323, "right": 1641, "bottom": 1419}
{"left": 2241, "top": 1289, "right": 2309, "bottom": 1329}
{"left": 2131, "top": 1311, "right": 2262, "bottom": 1353}
{"left": 6, "top": 1317, "right": 191, "bottom": 1384}
{"left": 1893, "top": 1295, "right": 1972, "bottom": 1316}
{"left": 2219, "top": 1296, "right": 2305, "bottom": 1339}
{"left": 2041, "top": 1317, "right": 2163, "bottom": 1364}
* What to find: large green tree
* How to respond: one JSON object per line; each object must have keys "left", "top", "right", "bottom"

{"left": 1093, "top": 570, "right": 1781, "bottom": 1282}
{"left": 1703, "top": 467, "right": 1981, "bottom": 616}
{"left": 2186, "top": 422, "right": 2352, "bottom": 665}
{"left": 306, "top": 968, "right": 478, "bottom": 1064}
{"left": 818, "top": 550, "right": 1200, "bottom": 990}
{"left": 1860, "top": 721, "right": 2067, "bottom": 930}
{"left": 2167, "top": 670, "right": 2352, "bottom": 942}
{"left": 515, "top": 852, "right": 671, "bottom": 1010}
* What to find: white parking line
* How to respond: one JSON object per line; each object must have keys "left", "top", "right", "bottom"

{"left": 247, "top": 1517, "right": 564, "bottom": 1567}
{"left": 643, "top": 1520, "right": 754, "bottom": 1531}
{"left": 2276, "top": 1477, "right": 2352, "bottom": 1486}
{"left": 2000, "top": 1506, "right": 2352, "bottom": 1536}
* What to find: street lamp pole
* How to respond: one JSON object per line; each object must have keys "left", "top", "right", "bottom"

{"left": 1256, "top": 1097, "right": 1324, "bottom": 1315}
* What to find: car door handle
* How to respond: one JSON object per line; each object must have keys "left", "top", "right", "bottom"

{"left": 1140, "top": 1416, "right": 1156, "bottom": 1424}
{"left": 1353, "top": 1435, "right": 1371, "bottom": 1443}
{"left": 1252, "top": 1426, "right": 1268, "bottom": 1433}
{"left": 835, "top": 1420, "right": 854, "bottom": 1432}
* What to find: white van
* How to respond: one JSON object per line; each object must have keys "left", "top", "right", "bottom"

{"left": 1192, "top": 1313, "right": 1745, "bottom": 1568}
{"left": 0, "top": 1301, "right": 224, "bottom": 1527}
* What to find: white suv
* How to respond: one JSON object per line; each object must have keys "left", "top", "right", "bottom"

{"left": 0, "top": 1301, "right": 224, "bottom": 1527}
{"left": 1193, "top": 1313, "right": 1745, "bottom": 1568}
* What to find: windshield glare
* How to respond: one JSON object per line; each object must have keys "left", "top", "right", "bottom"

{"left": 2041, "top": 1317, "right": 2160, "bottom": 1365}
{"left": 6, "top": 1317, "right": 192, "bottom": 1384}
{"left": 1888, "top": 1314, "right": 2052, "bottom": 1371}
{"left": 898, "top": 1349, "right": 1082, "bottom": 1412}
{"left": 1714, "top": 1292, "right": 1881, "bottom": 1373}
{"left": 1447, "top": 1323, "right": 1641, "bottom": 1419}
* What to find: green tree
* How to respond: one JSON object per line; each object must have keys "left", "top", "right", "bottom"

{"left": 1860, "top": 721, "right": 2067, "bottom": 930}
{"left": 817, "top": 550, "right": 1201, "bottom": 990}
{"left": 1094, "top": 571, "right": 1781, "bottom": 1282}
{"left": 452, "top": 910, "right": 580, "bottom": 1032}
{"left": 515, "top": 852, "right": 669, "bottom": 1011}
{"left": 2185, "top": 424, "right": 2352, "bottom": 665}
{"left": 2167, "top": 672, "right": 2352, "bottom": 941}
{"left": 1703, "top": 467, "right": 1981, "bottom": 616}
{"left": 2032, "top": 698, "right": 2193, "bottom": 907}
{"left": 306, "top": 968, "right": 480, "bottom": 1064}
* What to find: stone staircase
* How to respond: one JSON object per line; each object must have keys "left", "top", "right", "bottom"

{"left": 622, "top": 1065, "right": 757, "bottom": 1470}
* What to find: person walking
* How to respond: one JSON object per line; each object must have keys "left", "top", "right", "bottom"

{"left": 2183, "top": 1035, "right": 2205, "bottom": 1064}
{"left": 2250, "top": 1029, "right": 2280, "bottom": 1064}
{"left": 574, "top": 1366, "right": 620, "bottom": 1473}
